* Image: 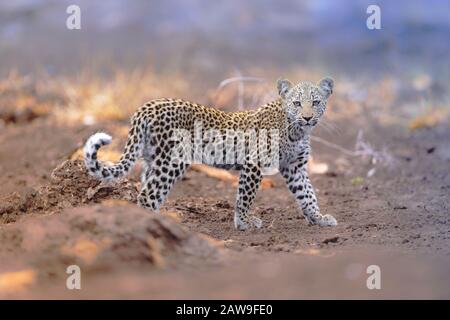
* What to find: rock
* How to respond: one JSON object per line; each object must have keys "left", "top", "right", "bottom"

{"left": 322, "top": 236, "right": 339, "bottom": 244}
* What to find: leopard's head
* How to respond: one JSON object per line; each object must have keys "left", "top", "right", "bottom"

{"left": 277, "top": 77, "right": 334, "bottom": 129}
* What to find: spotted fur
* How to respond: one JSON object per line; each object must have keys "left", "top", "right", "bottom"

{"left": 84, "top": 77, "right": 337, "bottom": 230}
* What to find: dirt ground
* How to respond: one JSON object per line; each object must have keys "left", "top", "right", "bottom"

{"left": 1, "top": 109, "right": 449, "bottom": 299}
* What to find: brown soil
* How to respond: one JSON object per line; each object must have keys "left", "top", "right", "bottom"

{"left": 0, "top": 116, "right": 449, "bottom": 299}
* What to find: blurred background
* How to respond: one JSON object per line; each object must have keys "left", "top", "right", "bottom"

{"left": 1, "top": 0, "right": 449, "bottom": 122}
{"left": 1, "top": 0, "right": 449, "bottom": 78}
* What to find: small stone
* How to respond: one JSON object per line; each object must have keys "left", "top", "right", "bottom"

{"left": 322, "top": 236, "right": 339, "bottom": 244}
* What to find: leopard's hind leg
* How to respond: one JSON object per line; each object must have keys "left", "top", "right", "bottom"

{"left": 138, "top": 152, "right": 188, "bottom": 211}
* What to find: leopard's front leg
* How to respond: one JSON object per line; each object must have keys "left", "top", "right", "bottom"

{"left": 234, "top": 164, "right": 263, "bottom": 230}
{"left": 281, "top": 161, "right": 337, "bottom": 227}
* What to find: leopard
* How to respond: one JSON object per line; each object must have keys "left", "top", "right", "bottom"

{"left": 83, "top": 77, "right": 337, "bottom": 230}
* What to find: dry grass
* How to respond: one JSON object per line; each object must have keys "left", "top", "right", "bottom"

{"left": 56, "top": 68, "right": 190, "bottom": 124}
{"left": 1, "top": 67, "right": 448, "bottom": 131}
{"left": 408, "top": 107, "right": 450, "bottom": 130}
{"left": 0, "top": 68, "right": 191, "bottom": 126}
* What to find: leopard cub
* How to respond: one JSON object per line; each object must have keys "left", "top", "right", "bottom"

{"left": 84, "top": 77, "right": 337, "bottom": 230}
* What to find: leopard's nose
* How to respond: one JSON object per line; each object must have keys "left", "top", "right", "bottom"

{"left": 302, "top": 116, "right": 313, "bottom": 122}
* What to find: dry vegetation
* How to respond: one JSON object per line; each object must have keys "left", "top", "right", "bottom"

{"left": 2, "top": 66, "right": 448, "bottom": 130}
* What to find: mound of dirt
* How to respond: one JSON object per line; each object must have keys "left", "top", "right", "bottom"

{"left": 0, "top": 160, "right": 138, "bottom": 223}
{"left": 0, "top": 203, "right": 221, "bottom": 296}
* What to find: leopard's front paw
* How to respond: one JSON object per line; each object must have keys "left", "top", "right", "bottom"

{"left": 317, "top": 214, "right": 338, "bottom": 227}
{"left": 306, "top": 213, "right": 338, "bottom": 227}
{"left": 234, "top": 215, "right": 263, "bottom": 230}
{"left": 249, "top": 216, "right": 263, "bottom": 229}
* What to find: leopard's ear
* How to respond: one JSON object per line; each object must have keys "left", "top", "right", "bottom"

{"left": 318, "top": 77, "right": 334, "bottom": 98}
{"left": 277, "top": 78, "right": 292, "bottom": 99}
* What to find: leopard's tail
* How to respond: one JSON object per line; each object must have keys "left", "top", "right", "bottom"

{"left": 84, "top": 123, "right": 145, "bottom": 182}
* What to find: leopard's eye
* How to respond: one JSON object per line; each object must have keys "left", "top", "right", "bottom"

{"left": 312, "top": 100, "right": 320, "bottom": 107}
{"left": 293, "top": 101, "right": 301, "bottom": 107}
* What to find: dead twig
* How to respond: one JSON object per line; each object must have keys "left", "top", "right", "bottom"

{"left": 311, "top": 130, "right": 396, "bottom": 178}
{"left": 311, "top": 131, "right": 396, "bottom": 167}
{"left": 213, "top": 75, "right": 266, "bottom": 109}
{"left": 191, "top": 164, "right": 274, "bottom": 189}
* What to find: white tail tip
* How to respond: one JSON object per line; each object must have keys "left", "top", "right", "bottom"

{"left": 88, "top": 132, "right": 112, "bottom": 146}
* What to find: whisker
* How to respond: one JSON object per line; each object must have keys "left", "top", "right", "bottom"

{"left": 318, "top": 121, "right": 337, "bottom": 134}
{"left": 286, "top": 118, "right": 302, "bottom": 131}
{"left": 317, "top": 121, "right": 334, "bottom": 135}
{"left": 318, "top": 118, "right": 341, "bottom": 135}
{"left": 324, "top": 121, "right": 340, "bottom": 134}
